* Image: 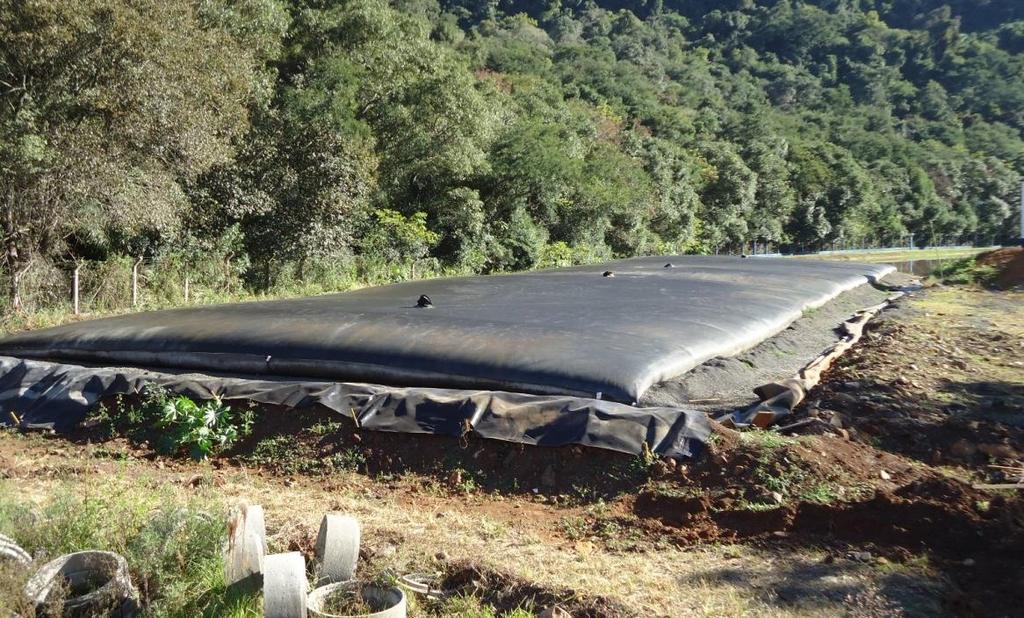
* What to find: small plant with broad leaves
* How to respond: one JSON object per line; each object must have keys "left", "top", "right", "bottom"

{"left": 94, "top": 387, "right": 255, "bottom": 460}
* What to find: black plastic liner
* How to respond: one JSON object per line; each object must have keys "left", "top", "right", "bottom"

{"left": 0, "top": 356, "right": 709, "bottom": 459}
{"left": 0, "top": 256, "right": 892, "bottom": 404}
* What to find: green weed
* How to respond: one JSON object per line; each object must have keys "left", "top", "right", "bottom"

{"left": 800, "top": 483, "right": 841, "bottom": 504}
{"left": 735, "top": 499, "right": 784, "bottom": 512}
{"left": 560, "top": 515, "right": 589, "bottom": 540}
{"left": 95, "top": 388, "right": 254, "bottom": 460}
{"left": 930, "top": 257, "right": 999, "bottom": 287}
{"left": 740, "top": 430, "right": 790, "bottom": 451}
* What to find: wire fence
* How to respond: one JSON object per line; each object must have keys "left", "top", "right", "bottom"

{"left": 0, "top": 240, "right": 1004, "bottom": 316}
{"left": 5, "top": 255, "right": 250, "bottom": 316}
{"left": 0, "top": 253, "right": 446, "bottom": 316}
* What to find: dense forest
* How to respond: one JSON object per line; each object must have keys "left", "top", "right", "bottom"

{"left": 2, "top": 0, "right": 1023, "bottom": 310}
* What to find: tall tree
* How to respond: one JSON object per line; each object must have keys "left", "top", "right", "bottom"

{"left": 0, "top": 0, "right": 281, "bottom": 308}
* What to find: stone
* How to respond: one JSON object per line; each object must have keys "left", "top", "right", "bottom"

{"left": 950, "top": 439, "right": 977, "bottom": 458}
{"left": 502, "top": 450, "right": 517, "bottom": 468}
{"left": 831, "top": 393, "right": 859, "bottom": 407}
{"left": 978, "top": 443, "right": 1016, "bottom": 459}
{"left": 879, "top": 470, "right": 892, "bottom": 481}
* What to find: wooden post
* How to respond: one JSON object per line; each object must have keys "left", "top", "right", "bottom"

{"left": 184, "top": 275, "right": 190, "bottom": 303}
{"left": 132, "top": 256, "right": 142, "bottom": 308}
{"left": 1019, "top": 181, "right": 1024, "bottom": 246}
{"left": 72, "top": 263, "right": 80, "bottom": 315}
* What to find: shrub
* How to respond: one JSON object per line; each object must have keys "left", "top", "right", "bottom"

{"left": 97, "top": 388, "right": 254, "bottom": 460}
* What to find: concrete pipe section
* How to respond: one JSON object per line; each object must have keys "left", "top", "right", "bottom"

{"left": 307, "top": 581, "right": 407, "bottom": 618}
{"left": 23, "top": 550, "right": 139, "bottom": 617}
{"left": 315, "top": 514, "right": 360, "bottom": 585}
{"left": 264, "top": 552, "right": 308, "bottom": 618}
{"left": 225, "top": 503, "right": 268, "bottom": 590}
{"left": 0, "top": 533, "right": 31, "bottom": 564}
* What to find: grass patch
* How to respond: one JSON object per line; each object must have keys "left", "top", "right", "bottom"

{"left": 739, "top": 430, "right": 791, "bottom": 451}
{"left": 803, "top": 247, "right": 990, "bottom": 264}
{"left": 425, "top": 593, "right": 533, "bottom": 617}
{"left": 800, "top": 482, "right": 842, "bottom": 505}
{"left": 240, "top": 435, "right": 365, "bottom": 476}
{"left": 928, "top": 256, "right": 999, "bottom": 286}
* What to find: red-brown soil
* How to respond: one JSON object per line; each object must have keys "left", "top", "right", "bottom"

{"left": 977, "top": 246, "right": 1024, "bottom": 289}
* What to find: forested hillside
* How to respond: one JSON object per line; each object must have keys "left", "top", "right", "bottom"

{"left": 2, "top": 0, "right": 1023, "bottom": 310}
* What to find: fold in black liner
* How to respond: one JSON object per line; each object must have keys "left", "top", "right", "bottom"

{"left": 0, "top": 356, "right": 709, "bottom": 459}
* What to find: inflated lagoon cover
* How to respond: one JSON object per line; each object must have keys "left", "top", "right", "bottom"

{"left": 0, "top": 255, "right": 891, "bottom": 458}
{"left": 0, "top": 255, "right": 892, "bottom": 402}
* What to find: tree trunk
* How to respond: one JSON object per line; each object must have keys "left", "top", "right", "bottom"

{"left": 8, "top": 265, "right": 21, "bottom": 313}
{"left": 4, "top": 192, "right": 22, "bottom": 313}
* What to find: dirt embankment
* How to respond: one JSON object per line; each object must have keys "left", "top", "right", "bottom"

{"left": 977, "top": 246, "right": 1024, "bottom": 289}
{"left": 635, "top": 426, "right": 1023, "bottom": 554}
{"left": 632, "top": 255, "right": 1024, "bottom": 617}
{"left": 630, "top": 421, "right": 1024, "bottom": 616}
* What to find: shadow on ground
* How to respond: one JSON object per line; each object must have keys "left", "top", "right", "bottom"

{"left": 678, "top": 548, "right": 943, "bottom": 617}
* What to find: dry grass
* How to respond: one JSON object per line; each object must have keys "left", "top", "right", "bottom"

{"left": 799, "top": 247, "right": 990, "bottom": 264}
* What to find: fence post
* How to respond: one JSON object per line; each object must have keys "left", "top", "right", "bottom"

{"left": 132, "top": 256, "right": 142, "bottom": 308}
{"left": 72, "top": 263, "right": 81, "bottom": 316}
{"left": 184, "top": 275, "right": 190, "bottom": 304}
